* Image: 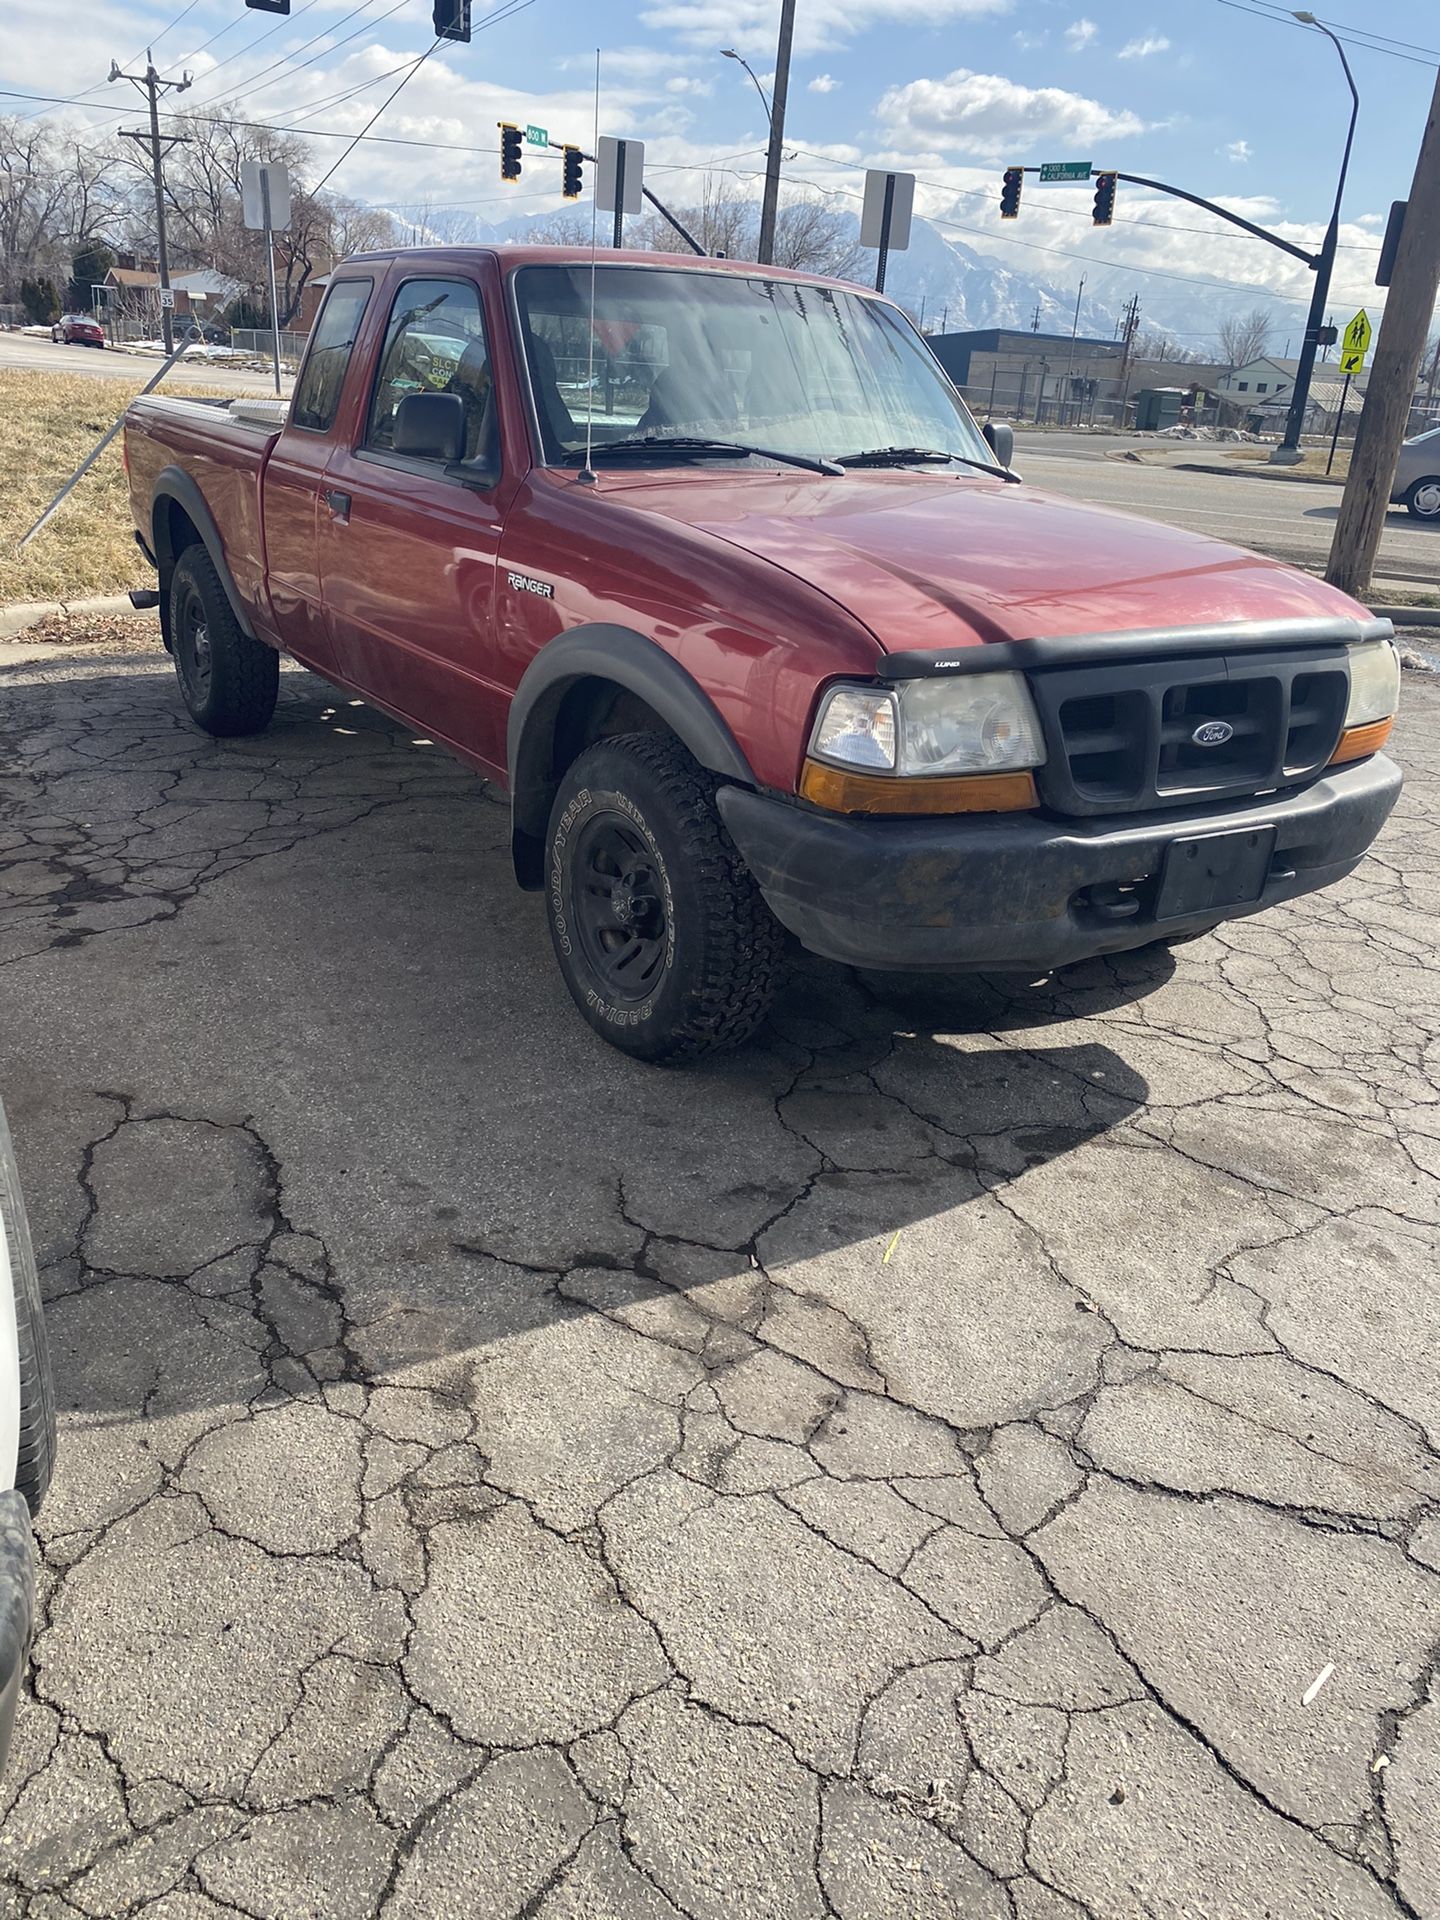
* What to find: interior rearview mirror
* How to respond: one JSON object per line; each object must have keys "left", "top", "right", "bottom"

{"left": 394, "top": 391, "right": 465, "bottom": 464}
{"left": 983, "top": 421, "right": 1014, "bottom": 470}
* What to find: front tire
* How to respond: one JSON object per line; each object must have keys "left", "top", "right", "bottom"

{"left": 168, "top": 545, "right": 278, "bottom": 737}
{"left": 1405, "top": 477, "right": 1440, "bottom": 522}
{"left": 546, "top": 733, "right": 785, "bottom": 1063}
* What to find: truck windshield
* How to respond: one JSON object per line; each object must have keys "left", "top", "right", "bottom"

{"left": 513, "top": 263, "right": 995, "bottom": 471}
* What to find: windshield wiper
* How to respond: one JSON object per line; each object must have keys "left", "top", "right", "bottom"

{"left": 572, "top": 435, "right": 845, "bottom": 477}
{"left": 835, "top": 445, "right": 1020, "bottom": 482}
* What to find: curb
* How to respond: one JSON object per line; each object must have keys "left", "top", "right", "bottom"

{"left": 1376, "top": 606, "right": 1440, "bottom": 627}
{"left": 0, "top": 596, "right": 154, "bottom": 641}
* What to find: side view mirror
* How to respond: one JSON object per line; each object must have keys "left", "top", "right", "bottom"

{"left": 983, "top": 421, "right": 1014, "bottom": 470}
{"left": 394, "top": 391, "right": 465, "bottom": 464}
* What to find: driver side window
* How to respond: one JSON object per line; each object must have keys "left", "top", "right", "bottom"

{"left": 365, "top": 278, "right": 491, "bottom": 463}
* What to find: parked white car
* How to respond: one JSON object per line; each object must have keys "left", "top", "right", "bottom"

{"left": 1392, "top": 425, "right": 1440, "bottom": 521}
{"left": 0, "top": 1102, "right": 55, "bottom": 1772}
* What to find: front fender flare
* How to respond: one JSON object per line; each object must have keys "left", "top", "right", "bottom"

{"left": 150, "top": 466, "right": 257, "bottom": 640}
{"left": 507, "top": 624, "right": 758, "bottom": 888}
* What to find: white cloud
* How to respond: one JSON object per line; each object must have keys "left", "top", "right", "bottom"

{"left": 1064, "top": 18, "right": 1097, "bottom": 50}
{"left": 665, "top": 74, "right": 712, "bottom": 95}
{"left": 809, "top": 73, "right": 840, "bottom": 93}
{"left": 878, "top": 67, "right": 1146, "bottom": 158}
{"left": 1225, "top": 138, "right": 1251, "bottom": 162}
{"left": 1119, "top": 34, "right": 1170, "bottom": 58}
{"left": 1012, "top": 30, "right": 1046, "bottom": 50}
{"left": 640, "top": 0, "right": 1012, "bottom": 59}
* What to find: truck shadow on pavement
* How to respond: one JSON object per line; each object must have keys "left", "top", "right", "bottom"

{"left": 1, "top": 656, "right": 1159, "bottom": 1441}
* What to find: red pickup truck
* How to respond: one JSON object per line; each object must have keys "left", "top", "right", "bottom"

{"left": 123, "top": 245, "right": 1401, "bottom": 1061}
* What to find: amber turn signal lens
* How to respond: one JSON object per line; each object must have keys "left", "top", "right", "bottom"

{"left": 1329, "top": 715, "right": 1394, "bottom": 765}
{"left": 798, "top": 759, "right": 1039, "bottom": 815}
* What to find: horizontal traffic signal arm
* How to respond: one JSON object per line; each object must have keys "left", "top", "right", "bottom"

{"left": 1010, "top": 165, "right": 1320, "bottom": 268}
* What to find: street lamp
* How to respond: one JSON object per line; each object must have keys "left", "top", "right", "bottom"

{"left": 1274, "top": 10, "right": 1359, "bottom": 461}
{"left": 721, "top": 48, "right": 772, "bottom": 120}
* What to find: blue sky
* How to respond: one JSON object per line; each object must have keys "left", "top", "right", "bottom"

{"left": 6, "top": 0, "right": 1437, "bottom": 319}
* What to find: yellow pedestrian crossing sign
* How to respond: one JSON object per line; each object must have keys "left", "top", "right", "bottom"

{"left": 1340, "top": 308, "right": 1371, "bottom": 375}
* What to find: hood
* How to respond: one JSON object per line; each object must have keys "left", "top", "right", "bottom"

{"left": 598, "top": 466, "right": 1369, "bottom": 655}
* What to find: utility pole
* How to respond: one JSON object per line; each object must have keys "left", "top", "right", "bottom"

{"left": 1326, "top": 66, "right": 1440, "bottom": 597}
{"left": 1063, "top": 275, "right": 1085, "bottom": 425}
{"left": 756, "top": 0, "right": 795, "bottom": 265}
{"left": 1031, "top": 301, "right": 1041, "bottom": 333}
{"left": 112, "top": 52, "right": 192, "bottom": 357}
{"left": 1118, "top": 294, "right": 1140, "bottom": 427}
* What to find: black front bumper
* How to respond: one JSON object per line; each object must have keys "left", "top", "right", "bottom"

{"left": 717, "top": 753, "right": 1402, "bottom": 972}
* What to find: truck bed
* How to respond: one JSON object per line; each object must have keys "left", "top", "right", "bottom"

{"left": 125, "top": 395, "right": 287, "bottom": 636}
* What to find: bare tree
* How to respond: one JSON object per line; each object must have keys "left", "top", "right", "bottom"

{"left": 771, "top": 197, "right": 862, "bottom": 279}
{"left": 1218, "top": 306, "right": 1273, "bottom": 369}
{"left": 0, "top": 117, "right": 70, "bottom": 298}
{"left": 519, "top": 209, "right": 593, "bottom": 246}
{"left": 631, "top": 177, "right": 861, "bottom": 276}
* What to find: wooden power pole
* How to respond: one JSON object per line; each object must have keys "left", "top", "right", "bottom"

{"left": 1326, "top": 67, "right": 1440, "bottom": 598}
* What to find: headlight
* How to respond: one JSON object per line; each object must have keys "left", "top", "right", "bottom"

{"left": 811, "top": 687, "right": 898, "bottom": 770}
{"left": 809, "top": 673, "right": 1046, "bottom": 777}
{"left": 1345, "top": 639, "right": 1400, "bottom": 726}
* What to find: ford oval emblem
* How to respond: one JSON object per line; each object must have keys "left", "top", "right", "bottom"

{"left": 1191, "top": 720, "right": 1234, "bottom": 747}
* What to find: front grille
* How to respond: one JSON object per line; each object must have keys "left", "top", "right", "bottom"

{"left": 1031, "top": 648, "right": 1349, "bottom": 816}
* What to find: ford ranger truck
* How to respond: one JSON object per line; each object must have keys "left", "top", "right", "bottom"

{"left": 122, "top": 246, "right": 1402, "bottom": 1062}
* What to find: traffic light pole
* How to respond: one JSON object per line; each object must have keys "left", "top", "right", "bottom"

{"left": 1098, "top": 171, "right": 1318, "bottom": 264}
{"left": 1277, "top": 27, "right": 1358, "bottom": 456}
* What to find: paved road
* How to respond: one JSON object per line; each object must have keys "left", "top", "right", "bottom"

{"left": 1014, "top": 436, "right": 1440, "bottom": 589}
{"left": 0, "top": 639, "right": 1438, "bottom": 1917}
{"left": 0, "top": 330, "right": 290, "bottom": 394}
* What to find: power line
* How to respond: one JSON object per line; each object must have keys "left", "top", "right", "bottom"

{"left": 0, "top": 84, "right": 1379, "bottom": 309}
{"left": 307, "top": 37, "right": 448, "bottom": 197}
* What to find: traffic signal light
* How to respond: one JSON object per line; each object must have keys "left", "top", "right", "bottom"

{"left": 562, "top": 145, "right": 583, "bottom": 200}
{"left": 1000, "top": 167, "right": 1022, "bottom": 221}
{"left": 245, "top": 0, "right": 291, "bottom": 12}
{"left": 432, "top": 0, "right": 469, "bottom": 37}
{"left": 500, "top": 124, "right": 523, "bottom": 183}
{"left": 1092, "top": 171, "right": 1117, "bottom": 226}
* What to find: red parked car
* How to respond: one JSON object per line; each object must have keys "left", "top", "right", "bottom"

{"left": 51, "top": 314, "right": 105, "bottom": 348}
{"left": 121, "top": 246, "right": 1402, "bottom": 1060}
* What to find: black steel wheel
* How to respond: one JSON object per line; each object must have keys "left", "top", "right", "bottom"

{"left": 546, "top": 732, "right": 785, "bottom": 1062}
{"left": 167, "top": 545, "right": 278, "bottom": 737}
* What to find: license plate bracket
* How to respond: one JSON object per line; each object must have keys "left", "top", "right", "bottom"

{"left": 1155, "top": 825, "right": 1277, "bottom": 920}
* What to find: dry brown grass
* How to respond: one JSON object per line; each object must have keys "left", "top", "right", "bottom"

{"left": 1220, "top": 445, "right": 1351, "bottom": 482}
{"left": 0, "top": 370, "right": 254, "bottom": 606}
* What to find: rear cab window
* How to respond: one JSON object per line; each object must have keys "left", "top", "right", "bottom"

{"left": 291, "top": 279, "right": 373, "bottom": 432}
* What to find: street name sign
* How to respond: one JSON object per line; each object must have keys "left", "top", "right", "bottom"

{"left": 1038, "top": 161, "right": 1092, "bottom": 184}
{"left": 525, "top": 124, "right": 548, "bottom": 147}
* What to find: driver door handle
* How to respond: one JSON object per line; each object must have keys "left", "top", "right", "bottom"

{"left": 322, "top": 488, "right": 351, "bottom": 522}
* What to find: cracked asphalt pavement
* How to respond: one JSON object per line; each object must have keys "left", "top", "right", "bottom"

{"left": 0, "top": 641, "right": 1438, "bottom": 1919}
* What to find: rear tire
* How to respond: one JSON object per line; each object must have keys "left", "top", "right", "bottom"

{"left": 0, "top": 1104, "right": 55, "bottom": 1517}
{"left": 169, "top": 545, "right": 278, "bottom": 737}
{"left": 1404, "top": 477, "right": 1440, "bottom": 522}
{"left": 546, "top": 732, "right": 785, "bottom": 1062}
